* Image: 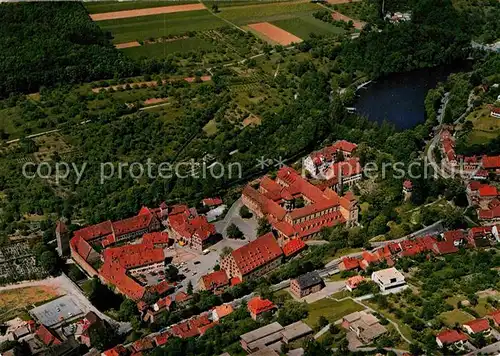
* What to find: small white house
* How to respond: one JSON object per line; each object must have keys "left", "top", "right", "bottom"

{"left": 371, "top": 267, "right": 406, "bottom": 292}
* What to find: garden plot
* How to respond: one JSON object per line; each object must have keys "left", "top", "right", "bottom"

{"left": 90, "top": 3, "right": 206, "bottom": 21}
{"left": 248, "top": 22, "right": 302, "bottom": 45}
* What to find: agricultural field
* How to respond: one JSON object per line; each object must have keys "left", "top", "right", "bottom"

{"left": 122, "top": 37, "right": 217, "bottom": 59}
{"left": 333, "top": 0, "right": 378, "bottom": 22}
{"left": 84, "top": 0, "right": 199, "bottom": 14}
{"left": 272, "top": 15, "right": 345, "bottom": 39}
{"left": 219, "top": 1, "right": 322, "bottom": 25}
{"left": 98, "top": 10, "right": 226, "bottom": 43}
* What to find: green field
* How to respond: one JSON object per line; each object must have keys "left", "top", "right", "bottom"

{"left": 85, "top": 1, "right": 198, "bottom": 14}
{"left": 439, "top": 309, "right": 475, "bottom": 326}
{"left": 272, "top": 15, "right": 345, "bottom": 39}
{"left": 99, "top": 10, "right": 226, "bottom": 43}
{"left": 122, "top": 37, "right": 216, "bottom": 58}
{"left": 219, "top": 1, "right": 322, "bottom": 24}
{"left": 303, "top": 297, "right": 365, "bottom": 328}
{"left": 465, "top": 106, "right": 500, "bottom": 145}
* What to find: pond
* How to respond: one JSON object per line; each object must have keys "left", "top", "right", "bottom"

{"left": 355, "top": 64, "right": 470, "bottom": 130}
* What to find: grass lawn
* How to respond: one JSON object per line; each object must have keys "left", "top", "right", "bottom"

{"left": 218, "top": 1, "right": 322, "bottom": 25}
{"left": 334, "top": 1, "right": 378, "bottom": 22}
{"left": 0, "top": 286, "right": 61, "bottom": 323}
{"left": 85, "top": 1, "right": 199, "bottom": 14}
{"left": 99, "top": 10, "right": 226, "bottom": 43}
{"left": 365, "top": 301, "right": 414, "bottom": 342}
{"left": 466, "top": 106, "right": 500, "bottom": 145}
{"left": 439, "top": 309, "right": 475, "bottom": 326}
{"left": 203, "top": 119, "right": 218, "bottom": 136}
{"left": 122, "top": 37, "right": 216, "bottom": 58}
{"left": 472, "top": 298, "right": 496, "bottom": 317}
{"left": 272, "top": 15, "right": 344, "bottom": 39}
{"left": 304, "top": 297, "right": 364, "bottom": 327}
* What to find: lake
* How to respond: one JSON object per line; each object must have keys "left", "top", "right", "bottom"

{"left": 354, "top": 64, "right": 468, "bottom": 130}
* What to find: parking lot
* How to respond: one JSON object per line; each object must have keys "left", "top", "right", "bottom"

{"left": 29, "top": 295, "right": 83, "bottom": 328}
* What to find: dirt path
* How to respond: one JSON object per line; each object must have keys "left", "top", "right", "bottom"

{"left": 90, "top": 3, "right": 206, "bottom": 21}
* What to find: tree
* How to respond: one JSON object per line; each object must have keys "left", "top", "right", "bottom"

{"left": 239, "top": 205, "right": 253, "bottom": 219}
{"left": 119, "top": 299, "right": 138, "bottom": 321}
{"left": 40, "top": 250, "right": 59, "bottom": 275}
{"left": 257, "top": 217, "right": 272, "bottom": 236}
{"left": 165, "top": 265, "right": 179, "bottom": 282}
{"left": 187, "top": 281, "right": 193, "bottom": 295}
{"left": 317, "top": 315, "right": 329, "bottom": 329}
{"left": 89, "top": 324, "right": 117, "bottom": 350}
{"left": 68, "top": 265, "right": 84, "bottom": 281}
{"left": 220, "top": 246, "right": 233, "bottom": 258}
{"left": 211, "top": 4, "right": 219, "bottom": 12}
{"left": 227, "top": 223, "right": 244, "bottom": 239}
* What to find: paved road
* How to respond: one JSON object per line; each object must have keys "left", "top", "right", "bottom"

{"left": 467, "top": 340, "right": 500, "bottom": 355}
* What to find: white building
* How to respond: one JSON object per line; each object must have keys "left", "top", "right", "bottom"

{"left": 371, "top": 267, "right": 406, "bottom": 292}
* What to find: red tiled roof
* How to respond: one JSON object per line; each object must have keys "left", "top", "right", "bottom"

{"left": 147, "top": 281, "right": 174, "bottom": 296}
{"left": 282, "top": 238, "right": 306, "bottom": 257}
{"left": 132, "top": 337, "right": 154, "bottom": 352}
{"left": 362, "top": 251, "right": 380, "bottom": 263}
{"left": 175, "top": 291, "right": 192, "bottom": 303}
{"left": 73, "top": 220, "right": 113, "bottom": 241}
{"left": 169, "top": 213, "right": 216, "bottom": 242}
{"left": 309, "top": 141, "right": 357, "bottom": 167}
{"left": 403, "top": 180, "right": 412, "bottom": 189}
{"left": 102, "top": 243, "right": 164, "bottom": 270}
{"left": 153, "top": 331, "right": 170, "bottom": 346}
{"left": 35, "top": 325, "right": 60, "bottom": 346}
{"left": 325, "top": 158, "right": 362, "bottom": 179}
{"left": 483, "top": 155, "right": 500, "bottom": 169}
{"left": 479, "top": 184, "right": 498, "bottom": 197}
{"left": 436, "top": 329, "right": 468, "bottom": 345}
{"left": 479, "top": 206, "right": 500, "bottom": 220}
{"left": 202, "top": 197, "right": 223, "bottom": 207}
{"left": 214, "top": 304, "right": 233, "bottom": 319}
{"left": 200, "top": 270, "right": 229, "bottom": 290}
{"left": 463, "top": 318, "right": 490, "bottom": 333}
{"left": 345, "top": 275, "right": 364, "bottom": 289}
{"left": 112, "top": 213, "right": 154, "bottom": 236}
{"left": 198, "top": 321, "right": 217, "bottom": 335}
{"left": 488, "top": 310, "right": 500, "bottom": 325}
{"left": 341, "top": 257, "right": 360, "bottom": 270}
{"left": 72, "top": 236, "right": 94, "bottom": 261}
{"left": 243, "top": 185, "right": 286, "bottom": 221}
{"left": 155, "top": 296, "right": 173, "bottom": 310}
{"left": 433, "top": 240, "right": 459, "bottom": 255}
{"left": 230, "top": 232, "right": 283, "bottom": 276}
{"left": 102, "top": 345, "right": 128, "bottom": 356}
{"left": 247, "top": 296, "right": 276, "bottom": 316}
{"left": 443, "top": 230, "right": 465, "bottom": 242}
{"left": 142, "top": 232, "right": 170, "bottom": 246}
{"left": 288, "top": 198, "right": 340, "bottom": 220}
{"left": 230, "top": 277, "right": 242, "bottom": 286}
{"left": 492, "top": 107, "right": 500, "bottom": 114}
{"left": 137, "top": 301, "right": 148, "bottom": 312}
{"left": 170, "top": 314, "right": 211, "bottom": 339}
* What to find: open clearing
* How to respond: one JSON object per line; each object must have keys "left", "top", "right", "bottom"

{"left": 439, "top": 309, "right": 475, "bottom": 326}
{"left": 99, "top": 10, "right": 226, "bottom": 43}
{"left": 327, "top": 0, "right": 362, "bottom": 3}
{"left": 272, "top": 15, "right": 345, "bottom": 39}
{"left": 0, "top": 286, "right": 60, "bottom": 323}
{"left": 249, "top": 22, "right": 302, "bottom": 45}
{"left": 303, "top": 297, "right": 364, "bottom": 327}
{"left": 122, "top": 37, "right": 216, "bottom": 58}
{"left": 465, "top": 106, "right": 500, "bottom": 145}
{"left": 90, "top": 3, "right": 206, "bottom": 21}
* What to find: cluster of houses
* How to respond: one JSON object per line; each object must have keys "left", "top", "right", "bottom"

{"left": 0, "top": 310, "right": 111, "bottom": 356}
{"left": 439, "top": 129, "right": 486, "bottom": 178}
{"left": 436, "top": 310, "right": 500, "bottom": 350}
{"left": 340, "top": 227, "right": 500, "bottom": 274}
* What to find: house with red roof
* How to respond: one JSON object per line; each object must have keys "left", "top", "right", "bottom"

{"left": 213, "top": 304, "right": 234, "bottom": 321}
{"left": 483, "top": 154, "right": 500, "bottom": 174}
{"left": 167, "top": 205, "right": 218, "bottom": 251}
{"left": 170, "top": 313, "right": 212, "bottom": 339}
{"left": 443, "top": 230, "right": 467, "bottom": 247}
{"left": 323, "top": 157, "right": 363, "bottom": 186}
{"left": 197, "top": 270, "right": 229, "bottom": 292}
{"left": 490, "top": 107, "right": 500, "bottom": 119}
{"left": 221, "top": 232, "right": 283, "bottom": 281}
{"left": 175, "top": 291, "right": 193, "bottom": 307}
{"left": 202, "top": 197, "right": 223, "bottom": 207}
{"left": 467, "top": 181, "right": 499, "bottom": 207}
{"left": 247, "top": 296, "right": 277, "bottom": 320}
{"left": 339, "top": 256, "right": 360, "bottom": 271}
{"left": 487, "top": 310, "right": 500, "bottom": 326}
{"left": 463, "top": 318, "right": 491, "bottom": 335}
{"left": 435, "top": 329, "right": 468, "bottom": 348}
{"left": 35, "top": 325, "right": 61, "bottom": 346}
{"left": 132, "top": 337, "right": 154, "bottom": 353}
{"left": 345, "top": 275, "right": 365, "bottom": 291}
{"left": 142, "top": 232, "right": 170, "bottom": 248}
{"left": 403, "top": 180, "right": 413, "bottom": 193}
{"left": 432, "top": 240, "right": 459, "bottom": 255}
{"left": 102, "top": 345, "right": 128, "bottom": 356}
{"left": 153, "top": 331, "right": 170, "bottom": 347}
{"left": 304, "top": 140, "right": 358, "bottom": 179}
